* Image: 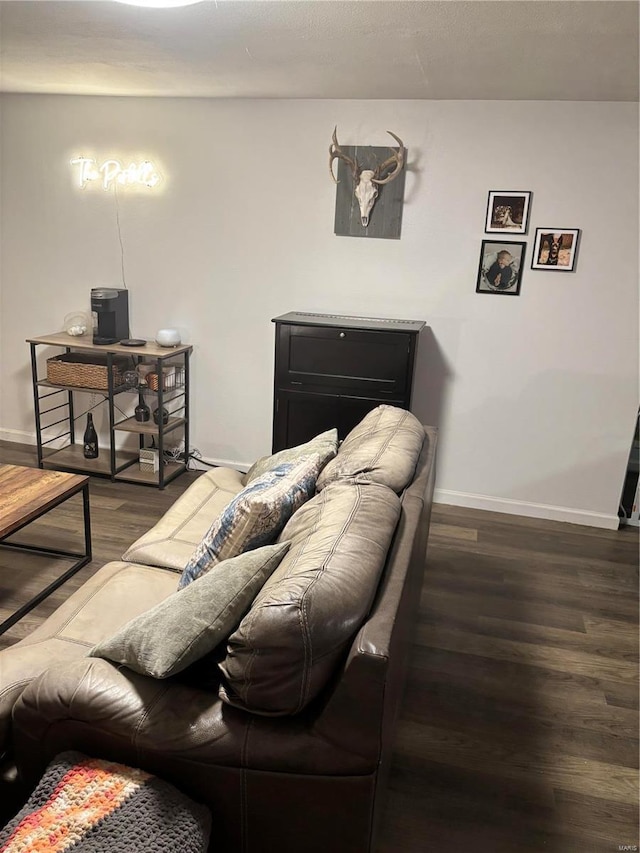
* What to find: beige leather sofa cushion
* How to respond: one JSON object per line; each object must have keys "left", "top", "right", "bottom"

{"left": 219, "top": 481, "right": 401, "bottom": 716}
{"left": 0, "top": 561, "right": 177, "bottom": 752}
{"left": 316, "top": 404, "right": 424, "bottom": 494}
{"left": 122, "top": 467, "right": 245, "bottom": 571}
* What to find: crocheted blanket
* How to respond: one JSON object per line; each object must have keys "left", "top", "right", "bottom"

{"left": 0, "top": 751, "right": 211, "bottom": 853}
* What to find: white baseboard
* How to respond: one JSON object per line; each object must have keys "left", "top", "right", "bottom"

{"left": 434, "top": 488, "right": 620, "bottom": 530}
{"left": 0, "top": 428, "right": 35, "bottom": 445}
{"left": 0, "top": 429, "right": 618, "bottom": 529}
{"left": 197, "top": 456, "right": 250, "bottom": 474}
{"left": 0, "top": 431, "right": 250, "bottom": 473}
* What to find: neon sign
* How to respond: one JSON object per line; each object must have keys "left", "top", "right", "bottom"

{"left": 70, "top": 156, "right": 162, "bottom": 190}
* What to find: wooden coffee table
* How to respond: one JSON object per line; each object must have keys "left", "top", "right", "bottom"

{"left": 0, "top": 465, "right": 91, "bottom": 635}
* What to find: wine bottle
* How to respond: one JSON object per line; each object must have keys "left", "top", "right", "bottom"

{"left": 83, "top": 413, "right": 99, "bottom": 459}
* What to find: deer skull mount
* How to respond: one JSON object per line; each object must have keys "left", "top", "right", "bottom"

{"left": 329, "top": 127, "right": 405, "bottom": 228}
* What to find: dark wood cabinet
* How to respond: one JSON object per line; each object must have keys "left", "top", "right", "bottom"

{"left": 272, "top": 312, "right": 425, "bottom": 452}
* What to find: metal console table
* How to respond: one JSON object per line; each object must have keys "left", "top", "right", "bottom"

{"left": 27, "top": 333, "right": 192, "bottom": 489}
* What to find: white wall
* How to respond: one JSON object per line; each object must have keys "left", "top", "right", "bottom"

{"left": 1, "top": 95, "right": 638, "bottom": 528}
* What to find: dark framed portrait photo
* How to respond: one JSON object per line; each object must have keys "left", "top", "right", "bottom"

{"left": 531, "top": 228, "right": 580, "bottom": 271}
{"left": 476, "top": 240, "right": 526, "bottom": 296}
{"left": 485, "top": 190, "right": 532, "bottom": 234}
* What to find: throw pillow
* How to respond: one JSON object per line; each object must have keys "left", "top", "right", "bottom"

{"left": 178, "top": 454, "right": 323, "bottom": 589}
{"left": 243, "top": 428, "right": 338, "bottom": 485}
{"left": 89, "top": 542, "right": 290, "bottom": 679}
{"left": 316, "top": 404, "right": 424, "bottom": 494}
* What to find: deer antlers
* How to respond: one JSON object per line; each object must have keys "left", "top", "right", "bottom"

{"left": 371, "top": 131, "right": 405, "bottom": 184}
{"left": 329, "top": 126, "right": 404, "bottom": 184}
{"left": 329, "top": 127, "right": 358, "bottom": 183}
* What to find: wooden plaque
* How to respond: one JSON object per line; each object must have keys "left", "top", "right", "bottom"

{"left": 333, "top": 144, "right": 406, "bottom": 240}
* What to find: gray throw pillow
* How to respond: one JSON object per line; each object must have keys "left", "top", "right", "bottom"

{"left": 90, "top": 542, "right": 290, "bottom": 679}
{"left": 243, "top": 428, "right": 338, "bottom": 485}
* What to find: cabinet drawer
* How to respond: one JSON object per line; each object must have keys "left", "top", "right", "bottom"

{"left": 277, "top": 324, "right": 411, "bottom": 397}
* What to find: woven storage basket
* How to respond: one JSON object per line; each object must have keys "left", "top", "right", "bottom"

{"left": 46, "top": 353, "right": 128, "bottom": 390}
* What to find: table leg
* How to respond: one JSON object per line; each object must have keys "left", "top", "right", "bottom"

{"left": 82, "top": 481, "right": 92, "bottom": 560}
{"left": 0, "top": 485, "right": 93, "bottom": 636}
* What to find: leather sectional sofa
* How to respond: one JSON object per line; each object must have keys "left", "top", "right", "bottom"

{"left": 0, "top": 406, "right": 437, "bottom": 853}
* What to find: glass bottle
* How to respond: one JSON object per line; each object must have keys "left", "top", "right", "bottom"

{"left": 123, "top": 369, "right": 138, "bottom": 390}
{"left": 135, "top": 400, "right": 151, "bottom": 422}
{"left": 83, "top": 413, "right": 99, "bottom": 458}
{"left": 153, "top": 406, "right": 169, "bottom": 426}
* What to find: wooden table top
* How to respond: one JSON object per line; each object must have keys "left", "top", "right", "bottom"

{"left": 26, "top": 332, "right": 192, "bottom": 359}
{"left": 0, "top": 465, "right": 89, "bottom": 538}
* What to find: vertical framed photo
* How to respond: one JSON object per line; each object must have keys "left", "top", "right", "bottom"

{"left": 485, "top": 191, "right": 532, "bottom": 234}
{"left": 531, "top": 229, "right": 580, "bottom": 271}
{"left": 476, "top": 240, "right": 526, "bottom": 296}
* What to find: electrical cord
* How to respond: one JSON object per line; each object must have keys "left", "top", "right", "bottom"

{"left": 113, "top": 183, "right": 127, "bottom": 290}
{"left": 163, "top": 444, "right": 215, "bottom": 470}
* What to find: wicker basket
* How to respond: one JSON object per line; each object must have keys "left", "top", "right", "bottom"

{"left": 46, "top": 353, "right": 129, "bottom": 390}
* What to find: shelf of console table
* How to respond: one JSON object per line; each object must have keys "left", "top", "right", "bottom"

{"left": 114, "top": 416, "right": 186, "bottom": 435}
{"left": 36, "top": 379, "right": 130, "bottom": 396}
{"left": 114, "top": 460, "right": 184, "bottom": 485}
{"left": 41, "top": 446, "right": 138, "bottom": 475}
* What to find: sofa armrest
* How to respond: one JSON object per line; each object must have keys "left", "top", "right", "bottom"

{"left": 12, "top": 658, "right": 386, "bottom": 853}
{"left": 11, "top": 656, "right": 261, "bottom": 781}
{"left": 11, "top": 654, "right": 382, "bottom": 790}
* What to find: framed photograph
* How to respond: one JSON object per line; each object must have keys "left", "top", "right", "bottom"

{"left": 485, "top": 190, "right": 532, "bottom": 234}
{"left": 531, "top": 228, "right": 580, "bottom": 271}
{"left": 476, "top": 240, "right": 526, "bottom": 296}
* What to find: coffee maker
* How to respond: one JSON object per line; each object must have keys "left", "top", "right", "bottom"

{"left": 91, "top": 288, "right": 129, "bottom": 345}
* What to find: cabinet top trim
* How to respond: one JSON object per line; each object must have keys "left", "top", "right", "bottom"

{"left": 272, "top": 312, "right": 426, "bottom": 333}
{"left": 27, "top": 332, "right": 192, "bottom": 358}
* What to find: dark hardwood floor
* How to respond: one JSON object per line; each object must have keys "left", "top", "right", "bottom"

{"left": 1, "top": 440, "right": 638, "bottom": 852}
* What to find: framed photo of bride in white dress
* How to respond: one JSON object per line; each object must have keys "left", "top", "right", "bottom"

{"left": 485, "top": 191, "right": 532, "bottom": 235}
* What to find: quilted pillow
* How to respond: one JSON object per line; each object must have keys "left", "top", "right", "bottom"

{"left": 178, "top": 455, "right": 322, "bottom": 589}
{"left": 316, "top": 404, "right": 424, "bottom": 494}
{"left": 243, "top": 428, "right": 338, "bottom": 485}
{"left": 90, "top": 543, "right": 290, "bottom": 679}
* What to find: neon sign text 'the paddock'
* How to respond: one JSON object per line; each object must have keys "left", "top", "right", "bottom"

{"left": 70, "top": 157, "right": 163, "bottom": 190}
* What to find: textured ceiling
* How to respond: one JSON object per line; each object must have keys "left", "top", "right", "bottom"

{"left": 0, "top": 0, "right": 638, "bottom": 101}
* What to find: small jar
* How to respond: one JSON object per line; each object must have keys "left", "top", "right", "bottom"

{"left": 123, "top": 369, "right": 138, "bottom": 390}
